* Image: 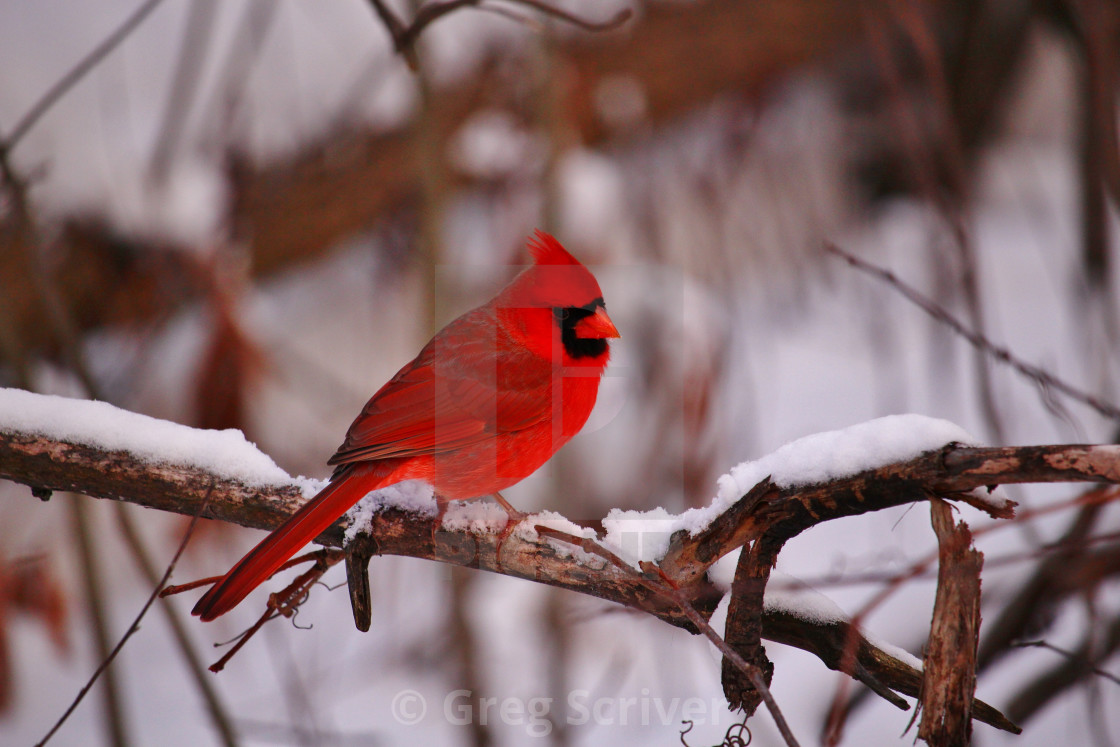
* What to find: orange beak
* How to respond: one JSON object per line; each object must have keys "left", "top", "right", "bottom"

{"left": 574, "top": 306, "right": 620, "bottom": 339}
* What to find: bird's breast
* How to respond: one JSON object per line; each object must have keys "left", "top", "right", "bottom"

{"left": 424, "top": 364, "right": 604, "bottom": 500}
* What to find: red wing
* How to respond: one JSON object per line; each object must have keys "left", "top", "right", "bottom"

{"left": 327, "top": 316, "right": 551, "bottom": 467}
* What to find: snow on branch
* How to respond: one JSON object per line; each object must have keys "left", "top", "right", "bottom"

{"left": 0, "top": 387, "right": 317, "bottom": 534}
{"left": 7, "top": 390, "right": 1119, "bottom": 735}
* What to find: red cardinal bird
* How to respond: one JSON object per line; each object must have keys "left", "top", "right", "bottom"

{"left": 192, "top": 231, "right": 619, "bottom": 621}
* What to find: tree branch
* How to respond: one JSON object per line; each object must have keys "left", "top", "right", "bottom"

{"left": 2, "top": 412, "right": 1095, "bottom": 734}
{"left": 365, "top": 0, "right": 631, "bottom": 69}
{"left": 659, "top": 440, "right": 1027, "bottom": 588}
{"left": 919, "top": 498, "right": 983, "bottom": 746}
{"left": 824, "top": 241, "right": 1120, "bottom": 421}
{"left": 0, "top": 0, "right": 170, "bottom": 158}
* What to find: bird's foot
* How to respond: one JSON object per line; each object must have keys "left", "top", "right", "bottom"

{"left": 491, "top": 492, "right": 529, "bottom": 569}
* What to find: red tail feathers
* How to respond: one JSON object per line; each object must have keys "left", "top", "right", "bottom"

{"left": 191, "top": 471, "right": 379, "bottom": 621}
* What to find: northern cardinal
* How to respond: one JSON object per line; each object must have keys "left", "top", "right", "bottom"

{"left": 192, "top": 231, "right": 619, "bottom": 620}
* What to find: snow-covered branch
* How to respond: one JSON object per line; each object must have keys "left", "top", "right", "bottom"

{"left": 0, "top": 389, "right": 312, "bottom": 538}
{"left": 659, "top": 440, "right": 1025, "bottom": 587}
{"left": 7, "top": 391, "right": 1114, "bottom": 736}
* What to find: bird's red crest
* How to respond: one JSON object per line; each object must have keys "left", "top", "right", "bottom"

{"left": 505, "top": 231, "right": 603, "bottom": 309}
{"left": 528, "top": 230, "right": 582, "bottom": 266}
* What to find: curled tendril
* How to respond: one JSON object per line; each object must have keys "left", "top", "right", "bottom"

{"left": 679, "top": 719, "right": 753, "bottom": 747}
{"left": 288, "top": 604, "right": 314, "bottom": 631}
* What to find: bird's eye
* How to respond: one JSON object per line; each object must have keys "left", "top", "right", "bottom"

{"left": 554, "top": 307, "right": 570, "bottom": 321}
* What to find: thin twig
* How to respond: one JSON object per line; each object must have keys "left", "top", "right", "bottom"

{"left": 825, "top": 241, "right": 1120, "bottom": 421}
{"left": 366, "top": 0, "right": 407, "bottom": 40}
{"left": 160, "top": 549, "right": 331, "bottom": 598}
{"left": 535, "top": 526, "right": 801, "bottom": 747}
{"left": 207, "top": 609, "right": 281, "bottom": 674}
{"left": 1, "top": 0, "right": 169, "bottom": 155}
{"left": 115, "top": 504, "right": 238, "bottom": 747}
{"left": 36, "top": 481, "right": 214, "bottom": 747}
{"left": 495, "top": 0, "right": 631, "bottom": 31}
{"left": 643, "top": 563, "right": 802, "bottom": 747}
{"left": 782, "top": 486, "right": 1120, "bottom": 590}
{"left": 148, "top": 0, "right": 220, "bottom": 185}
{"left": 207, "top": 552, "right": 342, "bottom": 672}
{"left": 201, "top": 0, "right": 280, "bottom": 146}
{"left": 366, "top": 0, "right": 630, "bottom": 67}
{"left": 824, "top": 486, "right": 1119, "bottom": 738}
{"left": 66, "top": 496, "right": 130, "bottom": 746}
{"left": 860, "top": 1, "right": 1008, "bottom": 445}
{"left": 1013, "top": 640, "right": 1120, "bottom": 687}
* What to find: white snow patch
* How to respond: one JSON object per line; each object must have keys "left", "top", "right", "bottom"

{"left": 975, "top": 482, "right": 1017, "bottom": 511}
{"left": 517, "top": 511, "right": 602, "bottom": 564}
{"left": 976, "top": 484, "right": 1014, "bottom": 512}
{"left": 762, "top": 573, "right": 924, "bottom": 671}
{"left": 764, "top": 575, "right": 849, "bottom": 626}
{"left": 431, "top": 505, "right": 604, "bottom": 565}
{"left": 716, "top": 414, "right": 976, "bottom": 500}
{"left": 694, "top": 414, "right": 980, "bottom": 536}
{"left": 441, "top": 500, "right": 509, "bottom": 535}
{"left": 0, "top": 387, "right": 298, "bottom": 487}
{"left": 512, "top": 510, "right": 595, "bottom": 542}
{"left": 601, "top": 506, "right": 681, "bottom": 567}
{"left": 599, "top": 415, "right": 987, "bottom": 563}
{"left": 866, "top": 634, "right": 924, "bottom": 672}
{"left": 343, "top": 480, "right": 437, "bottom": 543}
